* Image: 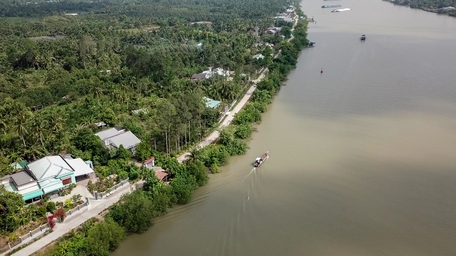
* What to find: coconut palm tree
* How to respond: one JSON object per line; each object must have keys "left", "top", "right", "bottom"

{"left": 30, "top": 113, "right": 49, "bottom": 152}
{"left": 14, "top": 113, "right": 29, "bottom": 149}
{"left": 187, "top": 146, "right": 203, "bottom": 163}
{"left": 25, "top": 142, "right": 46, "bottom": 161}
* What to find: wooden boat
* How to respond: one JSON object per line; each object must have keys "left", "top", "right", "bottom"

{"left": 253, "top": 151, "right": 269, "bottom": 167}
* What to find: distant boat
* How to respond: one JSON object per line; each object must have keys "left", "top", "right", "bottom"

{"left": 360, "top": 34, "right": 366, "bottom": 41}
{"left": 322, "top": 4, "right": 341, "bottom": 8}
{"left": 253, "top": 151, "right": 269, "bottom": 168}
{"left": 331, "top": 8, "right": 351, "bottom": 12}
{"left": 309, "top": 41, "right": 316, "bottom": 47}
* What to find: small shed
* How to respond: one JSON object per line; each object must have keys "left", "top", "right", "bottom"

{"left": 148, "top": 166, "right": 169, "bottom": 182}
{"left": 144, "top": 157, "right": 155, "bottom": 168}
{"left": 155, "top": 171, "right": 169, "bottom": 182}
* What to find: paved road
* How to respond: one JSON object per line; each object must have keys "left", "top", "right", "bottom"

{"left": 177, "top": 16, "right": 299, "bottom": 164}
{"left": 2, "top": 183, "right": 133, "bottom": 256}
{"left": 177, "top": 71, "right": 267, "bottom": 163}
{"left": 1, "top": 14, "right": 300, "bottom": 256}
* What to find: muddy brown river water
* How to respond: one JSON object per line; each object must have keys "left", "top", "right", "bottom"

{"left": 113, "top": 0, "right": 456, "bottom": 255}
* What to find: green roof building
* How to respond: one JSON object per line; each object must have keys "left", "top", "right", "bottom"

{"left": 203, "top": 97, "right": 221, "bottom": 109}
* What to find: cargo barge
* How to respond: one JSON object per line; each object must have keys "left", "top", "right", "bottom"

{"left": 322, "top": 4, "right": 341, "bottom": 8}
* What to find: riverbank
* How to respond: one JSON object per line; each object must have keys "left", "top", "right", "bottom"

{"left": 386, "top": 0, "right": 456, "bottom": 17}
{"left": 176, "top": 71, "right": 268, "bottom": 164}
{"left": 172, "top": 15, "right": 308, "bottom": 174}
{"left": 176, "top": 15, "right": 300, "bottom": 164}
{"left": 114, "top": 0, "right": 456, "bottom": 254}
{"left": 26, "top": 7, "right": 309, "bottom": 256}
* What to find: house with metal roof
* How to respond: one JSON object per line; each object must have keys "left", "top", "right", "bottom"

{"left": 26, "top": 155, "right": 76, "bottom": 195}
{"left": 203, "top": 97, "right": 221, "bottom": 109}
{"left": 66, "top": 158, "right": 95, "bottom": 178}
{"left": 1, "top": 155, "right": 95, "bottom": 202}
{"left": 1, "top": 172, "right": 43, "bottom": 202}
{"left": 95, "top": 127, "right": 141, "bottom": 154}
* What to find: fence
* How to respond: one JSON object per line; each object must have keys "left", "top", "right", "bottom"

{"left": 0, "top": 179, "right": 131, "bottom": 254}
{"left": 218, "top": 99, "right": 237, "bottom": 123}
{"left": 0, "top": 223, "right": 50, "bottom": 254}
{"left": 0, "top": 201, "right": 92, "bottom": 254}
{"left": 93, "top": 178, "right": 130, "bottom": 200}
{"left": 58, "top": 202, "right": 89, "bottom": 223}
{"left": 66, "top": 202, "right": 88, "bottom": 216}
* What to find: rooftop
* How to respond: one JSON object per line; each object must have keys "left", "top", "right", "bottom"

{"left": 11, "top": 172, "right": 36, "bottom": 187}
{"left": 203, "top": 97, "right": 221, "bottom": 109}
{"left": 66, "top": 158, "right": 95, "bottom": 177}
{"left": 95, "top": 127, "right": 123, "bottom": 141}
{"left": 144, "top": 157, "right": 155, "bottom": 165}
{"left": 108, "top": 131, "right": 141, "bottom": 150}
{"left": 253, "top": 54, "right": 265, "bottom": 60}
{"left": 27, "top": 155, "right": 74, "bottom": 181}
{"left": 10, "top": 160, "right": 28, "bottom": 170}
{"left": 155, "top": 171, "right": 169, "bottom": 181}
{"left": 95, "top": 121, "right": 107, "bottom": 128}
{"left": 191, "top": 73, "right": 208, "bottom": 80}
{"left": 95, "top": 128, "right": 141, "bottom": 150}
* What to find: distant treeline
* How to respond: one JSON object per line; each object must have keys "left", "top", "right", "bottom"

{"left": 388, "top": 0, "right": 456, "bottom": 16}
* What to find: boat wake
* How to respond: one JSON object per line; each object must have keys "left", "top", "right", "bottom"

{"left": 240, "top": 167, "right": 257, "bottom": 183}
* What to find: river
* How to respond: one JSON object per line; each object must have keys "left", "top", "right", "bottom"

{"left": 113, "top": 0, "right": 456, "bottom": 255}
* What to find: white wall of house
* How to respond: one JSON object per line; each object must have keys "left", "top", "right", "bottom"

{"left": 17, "top": 184, "right": 41, "bottom": 195}
{"left": 16, "top": 182, "right": 39, "bottom": 191}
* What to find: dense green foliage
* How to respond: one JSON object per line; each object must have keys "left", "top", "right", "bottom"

{"left": 0, "top": 0, "right": 298, "bottom": 174}
{"left": 41, "top": 218, "right": 125, "bottom": 256}
{"left": 0, "top": 186, "right": 26, "bottom": 233}
{"left": 109, "top": 191, "right": 155, "bottom": 234}
{"left": 85, "top": 218, "right": 126, "bottom": 256}
{"left": 1, "top": 0, "right": 310, "bottom": 253}
{"left": 389, "top": 0, "right": 456, "bottom": 16}
{"left": 41, "top": 157, "right": 209, "bottom": 255}
{"left": 187, "top": 13, "right": 309, "bottom": 172}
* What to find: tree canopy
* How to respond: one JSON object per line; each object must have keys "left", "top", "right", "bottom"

{"left": 0, "top": 0, "right": 303, "bottom": 170}
{"left": 0, "top": 0, "right": 311, "bottom": 252}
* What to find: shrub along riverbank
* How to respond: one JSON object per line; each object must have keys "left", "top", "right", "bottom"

{"left": 35, "top": 10, "right": 309, "bottom": 256}
{"left": 190, "top": 16, "right": 309, "bottom": 172}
